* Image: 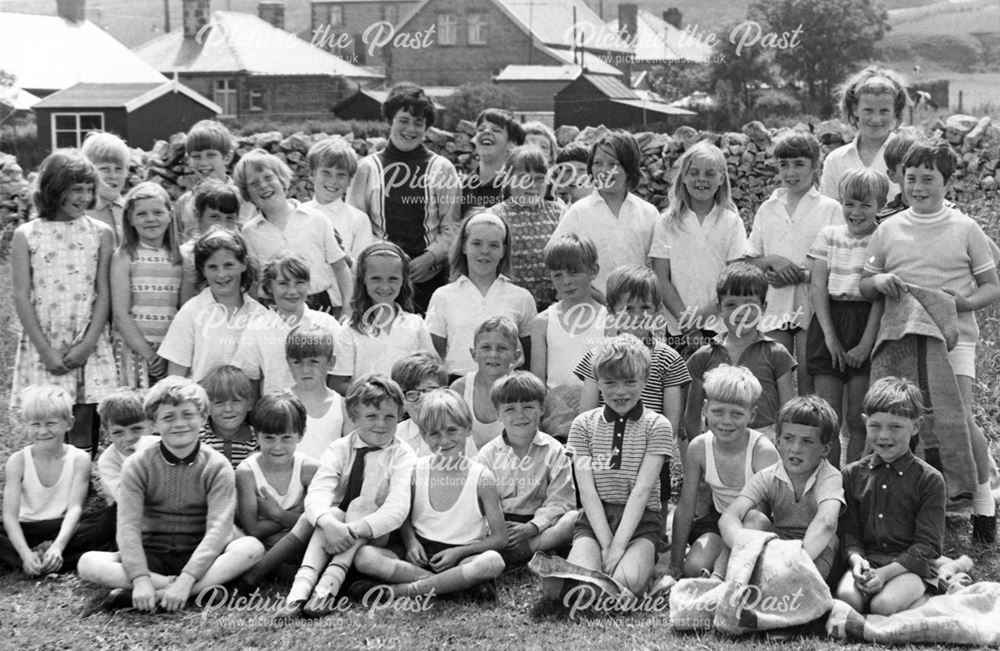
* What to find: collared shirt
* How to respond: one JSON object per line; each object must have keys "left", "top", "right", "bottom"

{"left": 232, "top": 307, "right": 343, "bottom": 395}
{"left": 97, "top": 435, "right": 160, "bottom": 504}
{"left": 332, "top": 308, "right": 435, "bottom": 378}
{"left": 747, "top": 186, "right": 844, "bottom": 327}
{"left": 818, "top": 136, "right": 899, "bottom": 203}
{"left": 739, "top": 458, "right": 845, "bottom": 540}
{"left": 839, "top": 451, "right": 945, "bottom": 579}
{"left": 548, "top": 190, "right": 659, "bottom": 293}
{"left": 649, "top": 205, "right": 748, "bottom": 333}
{"left": 686, "top": 333, "right": 796, "bottom": 429}
{"left": 89, "top": 195, "right": 125, "bottom": 245}
{"left": 567, "top": 402, "right": 672, "bottom": 510}
{"left": 159, "top": 440, "right": 201, "bottom": 465}
{"left": 806, "top": 224, "right": 875, "bottom": 301}
{"left": 199, "top": 422, "right": 259, "bottom": 470}
{"left": 158, "top": 287, "right": 269, "bottom": 381}
{"left": 476, "top": 430, "right": 575, "bottom": 533}
{"left": 304, "top": 431, "right": 416, "bottom": 539}
{"left": 425, "top": 274, "right": 537, "bottom": 375}
{"left": 241, "top": 203, "right": 347, "bottom": 298}
{"left": 300, "top": 197, "right": 375, "bottom": 260}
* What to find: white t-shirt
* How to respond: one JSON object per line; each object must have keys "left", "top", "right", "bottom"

{"left": 300, "top": 198, "right": 376, "bottom": 260}
{"left": 819, "top": 136, "right": 899, "bottom": 203}
{"left": 332, "top": 309, "right": 435, "bottom": 378}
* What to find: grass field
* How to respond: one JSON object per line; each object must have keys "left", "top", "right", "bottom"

{"left": 2, "top": 199, "right": 1000, "bottom": 649}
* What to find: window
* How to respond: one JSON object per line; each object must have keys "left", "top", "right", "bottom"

{"left": 467, "top": 13, "right": 487, "bottom": 45}
{"left": 329, "top": 5, "right": 344, "bottom": 26}
{"left": 52, "top": 113, "right": 104, "bottom": 148}
{"left": 248, "top": 88, "right": 265, "bottom": 112}
{"left": 437, "top": 13, "right": 457, "bottom": 45}
{"left": 213, "top": 78, "right": 237, "bottom": 117}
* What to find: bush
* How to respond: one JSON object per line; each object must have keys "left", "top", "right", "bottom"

{"left": 0, "top": 119, "right": 41, "bottom": 170}
{"left": 752, "top": 90, "right": 803, "bottom": 118}
{"left": 437, "top": 84, "right": 519, "bottom": 131}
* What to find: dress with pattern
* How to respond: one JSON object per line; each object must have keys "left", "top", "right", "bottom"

{"left": 114, "top": 243, "right": 182, "bottom": 389}
{"left": 12, "top": 217, "right": 118, "bottom": 405}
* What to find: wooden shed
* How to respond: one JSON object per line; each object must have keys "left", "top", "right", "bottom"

{"left": 554, "top": 74, "right": 695, "bottom": 129}
{"left": 32, "top": 80, "right": 220, "bottom": 153}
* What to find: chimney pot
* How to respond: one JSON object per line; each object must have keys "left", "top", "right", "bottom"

{"left": 662, "top": 8, "right": 683, "bottom": 29}
{"left": 182, "top": 0, "right": 212, "bottom": 39}
{"left": 258, "top": 1, "right": 285, "bottom": 30}
{"left": 55, "top": 0, "right": 86, "bottom": 23}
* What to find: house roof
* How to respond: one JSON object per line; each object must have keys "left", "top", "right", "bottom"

{"left": 542, "top": 47, "right": 622, "bottom": 76}
{"left": 0, "top": 87, "right": 41, "bottom": 111}
{"left": 609, "top": 99, "right": 695, "bottom": 116}
{"left": 581, "top": 74, "right": 638, "bottom": 100}
{"left": 398, "top": 0, "right": 630, "bottom": 54}
{"left": 135, "top": 11, "right": 383, "bottom": 80}
{"left": 0, "top": 12, "right": 166, "bottom": 93}
{"left": 495, "top": 65, "right": 582, "bottom": 82}
{"left": 32, "top": 80, "right": 222, "bottom": 114}
{"left": 606, "top": 9, "right": 713, "bottom": 63}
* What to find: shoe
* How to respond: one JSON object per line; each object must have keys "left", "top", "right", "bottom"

{"left": 527, "top": 552, "right": 625, "bottom": 597}
{"left": 971, "top": 514, "right": 996, "bottom": 543}
{"left": 470, "top": 578, "right": 498, "bottom": 602}
{"left": 346, "top": 579, "right": 380, "bottom": 603}
{"left": 302, "top": 592, "right": 342, "bottom": 619}
{"left": 100, "top": 588, "right": 134, "bottom": 611}
{"left": 273, "top": 599, "right": 305, "bottom": 622}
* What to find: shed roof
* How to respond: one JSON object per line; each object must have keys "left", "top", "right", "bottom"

{"left": 32, "top": 79, "right": 222, "bottom": 114}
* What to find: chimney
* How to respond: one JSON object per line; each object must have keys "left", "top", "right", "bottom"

{"left": 258, "top": 1, "right": 285, "bottom": 30}
{"left": 662, "top": 8, "right": 682, "bottom": 30}
{"left": 182, "top": 0, "right": 212, "bottom": 39}
{"left": 55, "top": 0, "right": 86, "bottom": 23}
{"left": 617, "top": 3, "right": 638, "bottom": 43}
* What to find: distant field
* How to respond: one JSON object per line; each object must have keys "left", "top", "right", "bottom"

{"left": 888, "top": 0, "right": 1000, "bottom": 35}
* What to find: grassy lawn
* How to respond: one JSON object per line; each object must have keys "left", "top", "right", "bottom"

{"left": 2, "top": 199, "right": 1000, "bottom": 649}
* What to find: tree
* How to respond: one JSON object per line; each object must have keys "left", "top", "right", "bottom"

{"left": 750, "top": 0, "right": 889, "bottom": 112}
{"left": 648, "top": 63, "right": 710, "bottom": 102}
{"left": 437, "top": 83, "right": 518, "bottom": 131}
{"left": 708, "top": 22, "right": 774, "bottom": 111}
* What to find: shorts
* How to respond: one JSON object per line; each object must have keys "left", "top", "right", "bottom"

{"left": 776, "top": 532, "right": 836, "bottom": 579}
{"left": 387, "top": 533, "right": 459, "bottom": 562}
{"left": 948, "top": 343, "right": 976, "bottom": 379}
{"left": 574, "top": 502, "right": 663, "bottom": 548}
{"left": 306, "top": 291, "right": 336, "bottom": 313}
{"left": 687, "top": 506, "right": 722, "bottom": 544}
{"left": 504, "top": 513, "right": 534, "bottom": 525}
{"left": 142, "top": 532, "right": 202, "bottom": 576}
{"left": 806, "top": 300, "right": 872, "bottom": 381}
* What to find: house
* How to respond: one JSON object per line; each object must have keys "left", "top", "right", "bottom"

{"left": 309, "top": 0, "right": 422, "bottom": 73}
{"left": 554, "top": 74, "right": 694, "bottom": 129}
{"left": 607, "top": 5, "right": 713, "bottom": 71}
{"left": 0, "top": 0, "right": 166, "bottom": 98}
{"left": 385, "top": 0, "right": 632, "bottom": 87}
{"left": 332, "top": 86, "right": 449, "bottom": 121}
{"left": 32, "top": 80, "right": 220, "bottom": 153}
{"left": 134, "top": 0, "right": 384, "bottom": 122}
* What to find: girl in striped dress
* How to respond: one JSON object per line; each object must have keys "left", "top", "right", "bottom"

{"left": 110, "top": 182, "right": 183, "bottom": 389}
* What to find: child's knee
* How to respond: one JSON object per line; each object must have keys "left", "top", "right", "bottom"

{"left": 229, "top": 536, "right": 265, "bottom": 561}
{"left": 353, "top": 546, "right": 380, "bottom": 574}
{"left": 477, "top": 550, "right": 505, "bottom": 577}
{"left": 77, "top": 551, "right": 107, "bottom": 583}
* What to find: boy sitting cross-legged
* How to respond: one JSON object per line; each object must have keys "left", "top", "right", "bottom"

{"left": 476, "top": 372, "right": 577, "bottom": 568}
{"left": 836, "top": 377, "right": 945, "bottom": 616}
{"left": 78, "top": 376, "right": 264, "bottom": 612}
{"left": 670, "top": 365, "right": 778, "bottom": 580}
{"left": 534, "top": 334, "right": 672, "bottom": 599}
{"left": 718, "top": 395, "right": 844, "bottom": 581}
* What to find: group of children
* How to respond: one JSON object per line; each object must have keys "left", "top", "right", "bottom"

{"left": 1, "top": 66, "right": 996, "bottom": 622}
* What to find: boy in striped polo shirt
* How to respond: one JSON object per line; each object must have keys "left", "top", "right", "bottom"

{"left": 564, "top": 335, "right": 673, "bottom": 597}
{"left": 719, "top": 395, "right": 844, "bottom": 579}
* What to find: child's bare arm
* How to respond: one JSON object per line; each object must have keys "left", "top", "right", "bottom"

{"left": 331, "top": 258, "right": 354, "bottom": 311}
{"left": 847, "top": 298, "right": 884, "bottom": 367}
{"left": 235, "top": 466, "right": 282, "bottom": 539}
{"left": 430, "top": 470, "right": 508, "bottom": 572}
{"left": 670, "top": 440, "right": 706, "bottom": 575}
{"left": 719, "top": 495, "right": 755, "bottom": 549}
{"left": 42, "top": 450, "right": 91, "bottom": 571}
{"left": 2, "top": 452, "right": 43, "bottom": 575}
{"left": 802, "top": 499, "right": 840, "bottom": 561}
{"left": 10, "top": 229, "right": 66, "bottom": 374}
{"left": 529, "top": 313, "right": 548, "bottom": 383}
{"left": 65, "top": 225, "right": 114, "bottom": 368}
{"left": 947, "top": 267, "right": 1000, "bottom": 312}
{"left": 651, "top": 258, "right": 688, "bottom": 324}
{"left": 575, "top": 457, "right": 613, "bottom": 548}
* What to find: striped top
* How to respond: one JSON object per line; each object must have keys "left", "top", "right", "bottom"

{"left": 200, "top": 422, "right": 259, "bottom": 470}
{"left": 574, "top": 341, "right": 692, "bottom": 416}
{"left": 567, "top": 403, "right": 672, "bottom": 511}
{"left": 739, "top": 459, "right": 845, "bottom": 540}
{"left": 806, "top": 225, "right": 873, "bottom": 301}
{"left": 128, "top": 243, "right": 182, "bottom": 344}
